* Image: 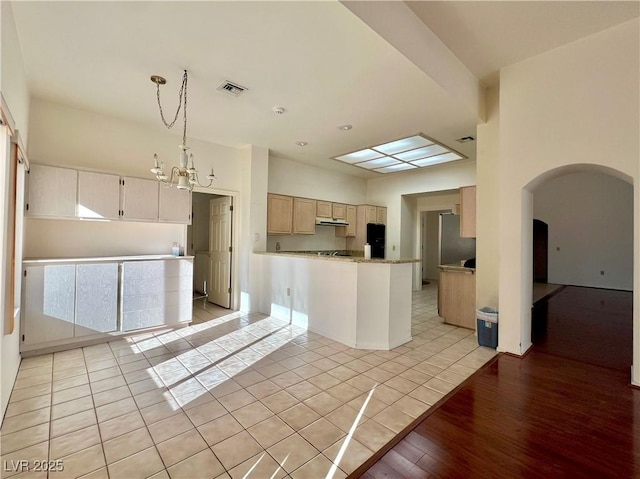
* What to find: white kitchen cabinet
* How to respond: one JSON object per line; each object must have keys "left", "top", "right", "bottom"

{"left": 376, "top": 206, "right": 387, "bottom": 225}
{"left": 121, "top": 259, "right": 193, "bottom": 331}
{"left": 159, "top": 185, "right": 192, "bottom": 224}
{"left": 77, "top": 171, "right": 120, "bottom": 220}
{"left": 27, "top": 164, "right": 77, "bottom": 218}
{"left": 121, "top": 176, "right": 159, "bottom": 222}
{"left": 21, "top": 257, "right": 194, "bottom": 353}
{"left": 22, "top": 263, "right": 119, "bottom": 345}
{"left": 22, "top": 265, "right": 76, "bottom": 346}
{"left": 74, "top": 263, "right": 119, "bottom": 337}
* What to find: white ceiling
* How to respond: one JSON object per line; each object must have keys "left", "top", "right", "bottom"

{"left": 10, "top": 1, "right": 639, "bottom": 179}
{"left": 407, "top": 1, "right": 640, "bottom": 85}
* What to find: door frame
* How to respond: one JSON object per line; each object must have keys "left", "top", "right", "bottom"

{"left": 191, "top": 187, "right": 238, "bottom": 310}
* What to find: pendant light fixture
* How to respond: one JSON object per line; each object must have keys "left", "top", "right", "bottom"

{"left": 150, "top": 70, "right": 215, "bottom": 190}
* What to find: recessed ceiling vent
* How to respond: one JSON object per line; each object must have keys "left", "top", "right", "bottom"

{"left": 217, "top": 80, "right": 248, "bottom": 97}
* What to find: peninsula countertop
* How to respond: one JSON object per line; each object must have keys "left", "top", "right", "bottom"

{"left": 256, "top": 251, "right": 420, "bottom": 264}
{"left": 438, "top": 263, "right": 476, "bottom": 272}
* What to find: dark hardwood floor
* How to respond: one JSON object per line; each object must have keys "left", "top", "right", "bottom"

{"left": 355, "top": 287, "right": 638, "bottom": 479}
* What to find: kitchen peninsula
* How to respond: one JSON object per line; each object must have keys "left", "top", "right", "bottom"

{"left": 255, "top": 252, "right": 419, "bottom": 350}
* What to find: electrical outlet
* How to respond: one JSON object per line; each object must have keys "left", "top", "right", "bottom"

{"left": 287, "top": 288, "right": 291, "bottom": 296}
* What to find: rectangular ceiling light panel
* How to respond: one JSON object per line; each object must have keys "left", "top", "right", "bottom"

{"left": 332, "top": 133, "right": 467, "bottom": 174}
{"left": 372, "top": 135, "right": 433, "bottom": 155}
{"left": 356, "top": 157, "right": 401, "bottom": 169}
{"left": 334, "top": 149, "right": 384, "bottom": 164}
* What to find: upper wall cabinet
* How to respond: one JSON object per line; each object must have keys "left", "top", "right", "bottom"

{"left": 27, "top": 164, "right": 77, "bottom": 218}
{"left": 460, "top": 186, "right": 476, "bottom": 238}
{"left": 335, "top": 204, "right": 356, "bottom": 238}
{"left": 376, "top": 207, "right": 387, "bottom": 225}
{"left": 26, "top": 164, "right": 191, "bottom": 224}
{"left": 293, "top": 197, "right": 316, "bottom": 235}
{"left": 267, "top": 193, "right": 293, "bottom": 234}
{"left": 121, "top": 177, "right": 159, "bottom": 222}
{"left": 317, "top": 201, "right": 332, "bottom": 218}
{"left": 332, "top": 203, "right": 346, "bottom": 220}
{"left": 159, "top": 186, "right": 192, "bottom": 224}
{"left": 77, "top": 171, "right": 120, "bottom": 220}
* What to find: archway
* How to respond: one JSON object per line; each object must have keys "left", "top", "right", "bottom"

{"left": 522, "top": 164, "right": 636, "bottom": 380}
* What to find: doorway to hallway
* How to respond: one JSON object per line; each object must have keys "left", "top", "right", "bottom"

{"left": 187, "top": 192, "right": 234, "bottom": 309}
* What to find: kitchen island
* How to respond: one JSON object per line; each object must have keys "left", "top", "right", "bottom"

{"left": 255, "top": 252, "right": 419, "bottom": 350}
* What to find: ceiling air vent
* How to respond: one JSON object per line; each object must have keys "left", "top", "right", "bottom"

{"left": 217, "top": 81, "right": 248, "bottom": 97}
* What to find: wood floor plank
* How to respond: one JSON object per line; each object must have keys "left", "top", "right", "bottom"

{"left": 355, "top": 287, "right": 639, "bottom": 478}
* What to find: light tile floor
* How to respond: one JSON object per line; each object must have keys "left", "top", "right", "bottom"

{"left": 1, "top": 283, "right": 496, "bottom": 479}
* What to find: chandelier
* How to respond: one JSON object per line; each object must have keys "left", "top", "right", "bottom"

{"left": 150, "top": 70, "right": 215, "bottom": 190}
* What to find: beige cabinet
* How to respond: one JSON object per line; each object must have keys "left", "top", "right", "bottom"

{"left": 332, "top": 203, "right": 346, "bottom": 220}
{"left": 365, "top": 205, "right": 377, "bottom": 224}
{"left": 317, "top": 201, "right": 332, "bottom": 218}
{"left": 460, "top": 186, "right": 476, "bottom": 238}
{"left": 293, "top": 197, "right": 316, "bottom": 234}
{"left": 438, "top": 268, "right": 476, "bottom": 329}
{"left": 267, "top": 193, "right": 293, "bottom": 234}
{"left": 335, "top": 204, "right": 356, "bottom": 237}
{"left": 376, "top": 206, "right": 387, "bottom": 225}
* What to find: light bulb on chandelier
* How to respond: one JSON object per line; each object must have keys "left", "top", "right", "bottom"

{"left": 150, "top": 70, "right": 216, "bottom": 191}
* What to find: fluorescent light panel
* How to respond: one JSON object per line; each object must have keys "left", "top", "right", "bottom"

{"left": 335, "top": 149, "right": 384, "bottom": 164}
{"left": 332, "top": 133, "right": 466, "bottom": 174}
{"left": 375, "top": 163, "right": 417, "bottom": 173}
{"left": 372, "top": 135, "right": 433, "bottom": 155}
{"left": 356, "top": 157, "right": 401, "bottom": 169}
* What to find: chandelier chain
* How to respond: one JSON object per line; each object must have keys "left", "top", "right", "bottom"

{"left": 155, "top": 70, "right": 188, "bottom": 146}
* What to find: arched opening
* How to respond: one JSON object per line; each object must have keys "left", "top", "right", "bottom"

{"left": 525, "top": 164, "right": 634, "bottom": 373}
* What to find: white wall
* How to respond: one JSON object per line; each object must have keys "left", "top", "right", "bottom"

{"left": 269, "top": 156, "right": 367, "bottom": 205}
{"left": 534, "top": 172, "right": 633, "bottom": 290}
{"left": 494, "top": 18, "right": 639, "bottom": 385}
{"left": 475, "top": 86, "right": 500, "bottom": 310}
{"left": 25, "top": 99, "right": 245, "bottom": 258}
{"left": 23, "top": 219, "right": 185, "bottom": 258}
{"left": 238, "top": 145, "right": 269, "bottom": 313}
{"left": 0, "top": 1, "right": 31, "bottom": 422}
{"left": 367, "top": 159, "right": 475, "bottom": 260}
{"left": 267, "top": 226, "right": 347, "bottom": 252}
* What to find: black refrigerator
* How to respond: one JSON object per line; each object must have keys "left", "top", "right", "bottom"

{"left": 366, "top": 223, "right": 386, "bottom": 259}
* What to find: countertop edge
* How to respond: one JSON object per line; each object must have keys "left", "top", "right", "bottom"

{"left": 254, "top": 251, "right": 419, "bottom": 264}
{"left": 438, "top": 263, "right": 476, "bottom": 272}
{"left": 23, "top": 255, "right": 195, "bottom": 264}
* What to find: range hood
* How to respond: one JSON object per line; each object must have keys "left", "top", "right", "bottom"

{"left": 315, "top": 217, "right": 349, "bottom": 226}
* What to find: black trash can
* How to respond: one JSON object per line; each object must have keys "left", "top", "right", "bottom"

{"left": 477, "top": 307, "right": 498, "bottom": 348}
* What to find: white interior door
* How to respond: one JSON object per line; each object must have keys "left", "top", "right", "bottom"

{"left": 208, "top": 196, "right": 232, "bottom": 308}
